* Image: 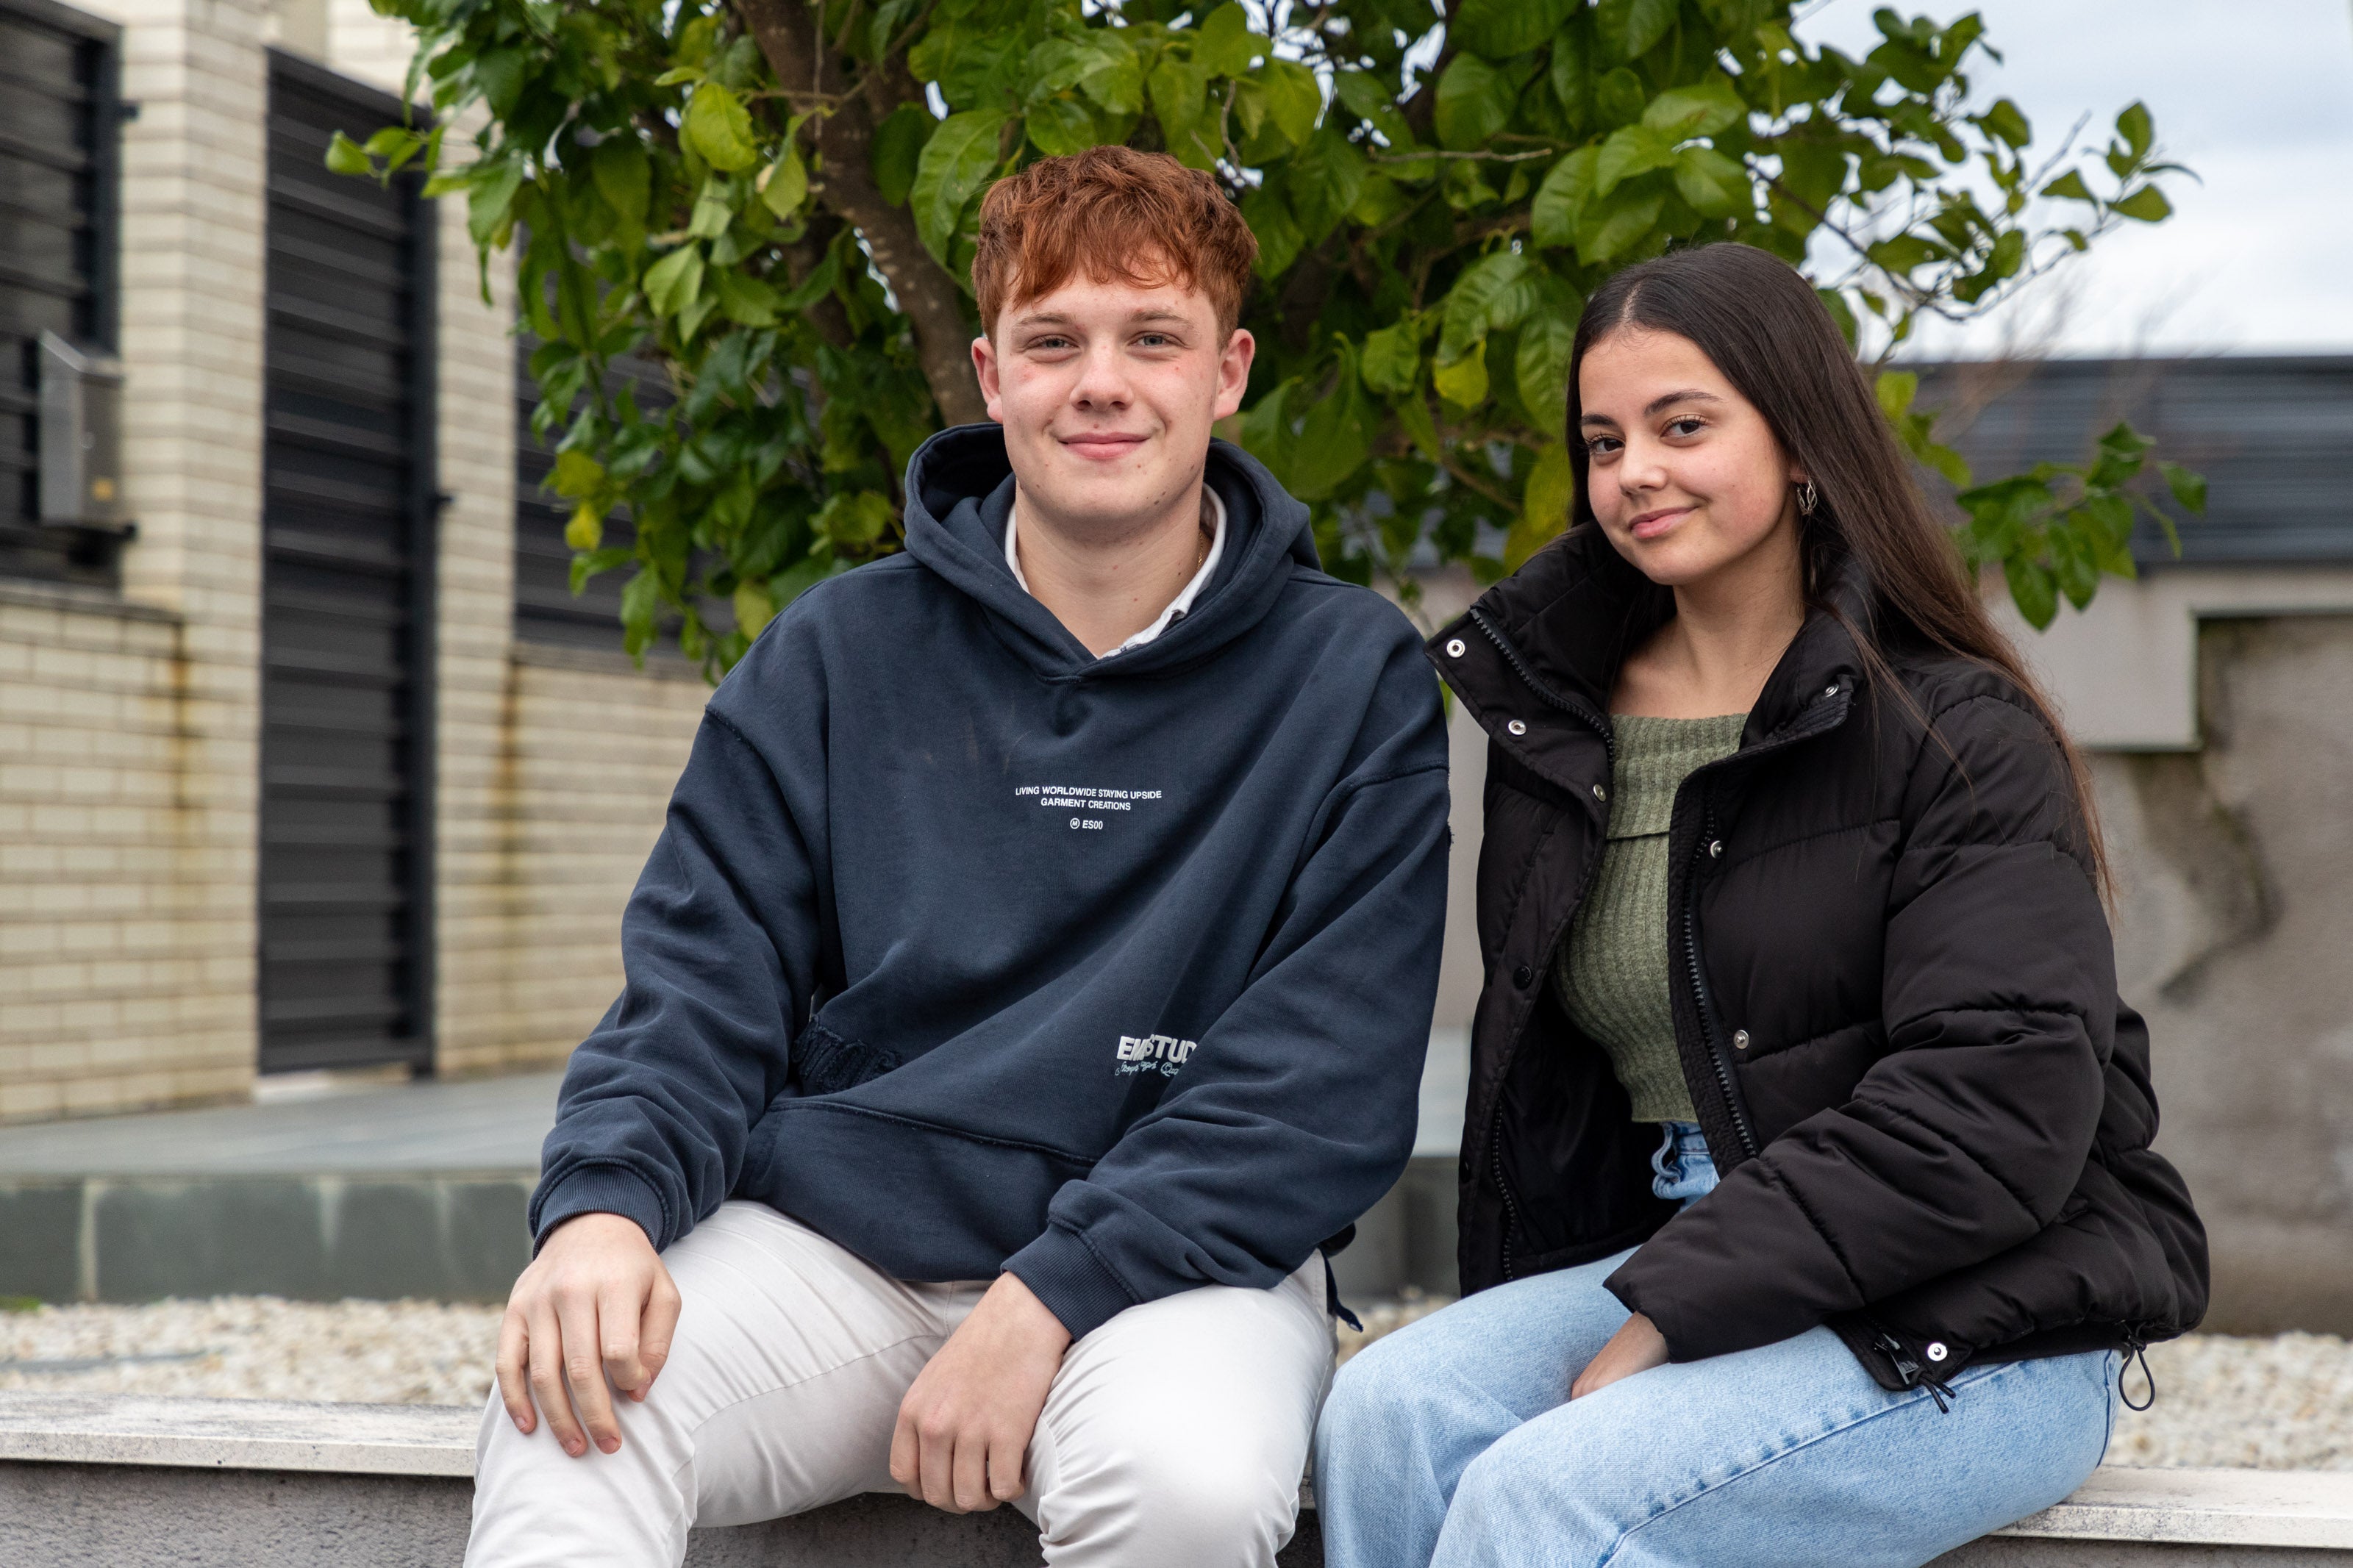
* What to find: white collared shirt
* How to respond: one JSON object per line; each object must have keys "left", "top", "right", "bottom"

{"left": 1005, "top": 484, "right": 1227, "bottom": 658}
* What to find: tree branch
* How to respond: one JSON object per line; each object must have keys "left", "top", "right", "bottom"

{"left": 735, "top": 0, "right": 988, "bottom": 427}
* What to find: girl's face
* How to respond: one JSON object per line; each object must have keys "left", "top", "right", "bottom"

{"left": 1576, "top": 326, "right": 1804, "bottom": 589}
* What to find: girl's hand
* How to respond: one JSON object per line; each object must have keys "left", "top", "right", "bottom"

{"left": 1571, "top": 1311, "right": 1670, "bottom": 1399}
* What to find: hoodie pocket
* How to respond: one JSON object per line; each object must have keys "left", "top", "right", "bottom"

{"left": 790, "top": 1018, "right": 903, "bottom": 1097}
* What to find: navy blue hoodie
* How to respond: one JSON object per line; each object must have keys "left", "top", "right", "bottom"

{"left": 532, "top": 424, "right": 1449, "bottom": 1339}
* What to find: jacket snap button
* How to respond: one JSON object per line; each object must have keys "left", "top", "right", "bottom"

{"left": 1926, "top": 1341, "right": 1949, "bottom": 1363}
{"left": 1732, "top": 1029, "right": 1750, "bottom": 1050}
{"left": 1707, "top": 839, "right": 1724, "bottom": 858}
{"left": 1591, "top": 783, "right": 1607, "bottom": 802}
{"left": 1446, "top": 638, "right": 1466, "bottom": 657}
{"left": 1511, "top": 964, "right": 1534, "bottom": 989}
{"left": 1506, "top": 718, "right": 1527, "bottom": 736}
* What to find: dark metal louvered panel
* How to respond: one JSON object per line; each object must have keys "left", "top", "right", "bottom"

{"left": 0, "top": 0, "right": 118, "bottom": 584}
{"left": 1915, "top": 355, "right": 2353, "bottom": 565}
{"left": 259, "top": 51, "right": 435, "bottom": 1075}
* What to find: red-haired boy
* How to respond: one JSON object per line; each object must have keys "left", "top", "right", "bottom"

{"left": 467, "top": 146, "right": 1449, "bottom": 1567}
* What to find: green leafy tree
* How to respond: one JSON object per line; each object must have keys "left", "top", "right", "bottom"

{"left": 340, "top": 0, "right": 2201, "bottom": 670}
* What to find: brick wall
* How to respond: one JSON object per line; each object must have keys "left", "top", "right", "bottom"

{"left": 0, "top": 0, "right": 271, "bottom": 1121}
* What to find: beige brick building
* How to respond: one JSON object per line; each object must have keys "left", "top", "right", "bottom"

{"left": 0, "top": 0, "right": 705, "bottom": 1120}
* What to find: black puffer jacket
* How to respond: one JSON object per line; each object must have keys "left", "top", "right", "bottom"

{"left": 1430, "top": 526, "right": 2207, "bottom": 1393}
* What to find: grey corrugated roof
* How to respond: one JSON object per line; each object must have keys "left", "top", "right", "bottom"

{"left": 1910, "top": 354, "right": 2353, "bottom": 566}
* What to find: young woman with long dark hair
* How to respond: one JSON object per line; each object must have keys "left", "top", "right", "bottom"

{"left": 1314, "top": 243, "right": 2207, "bottom": 1567}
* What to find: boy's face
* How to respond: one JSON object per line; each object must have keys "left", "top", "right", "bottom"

{"left": 973, "top": 265, "right": 1254, "bottom": 537}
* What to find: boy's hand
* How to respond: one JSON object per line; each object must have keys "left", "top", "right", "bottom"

{"left": 891, "top": 1272, "right": 1073, "bottom": 1512}
{"left": 1571, "top": 1311, "right": 1670, "bottom": 1400}
{"left": 496, "top": 1212, "right": 682, "bottom": 1458}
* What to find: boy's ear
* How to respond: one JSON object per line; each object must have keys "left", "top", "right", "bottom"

{"left": 1213, "top": 327, "right": 1256, "bottom": 423}
{"left": 973, "top": 333, "right": 1004, "bottom": 422}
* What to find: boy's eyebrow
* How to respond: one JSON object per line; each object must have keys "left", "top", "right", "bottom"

{"left": 1010, "top": 307, "right": 1193, "bottom": 330}
{"left": 1579, "top": 388, "right": 1723, "bottom": 425}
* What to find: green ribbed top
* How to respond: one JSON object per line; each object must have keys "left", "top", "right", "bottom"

{"left": 1554, "top": 712, "right": 1748, "bottom": 1124}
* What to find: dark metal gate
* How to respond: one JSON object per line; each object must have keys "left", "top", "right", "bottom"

{"left": 258, "top": 51, "right": 436, "bottom": 1075}
{"left": 0, "top": 0, "right": 121, "bottom": 584}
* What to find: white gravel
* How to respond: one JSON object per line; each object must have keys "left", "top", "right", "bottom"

{"left": 4, "top": 1297, "right": 2347, "bottom": 1470}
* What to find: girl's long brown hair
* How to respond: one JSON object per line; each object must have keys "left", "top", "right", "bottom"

{"left": 1563, "top": 242, "right": 2108, "bottom": 890}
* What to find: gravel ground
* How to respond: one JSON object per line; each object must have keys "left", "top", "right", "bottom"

{"left": 4, "top": 1295, "right": 2349, "bottom": 1470}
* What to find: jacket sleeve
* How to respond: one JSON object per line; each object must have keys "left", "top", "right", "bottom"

{"left": 529, "top": 705, "right": 826, "bottom": 1253}
{"left": 1003, "top": 664, "right": 1452, "bottom": 1340}
{"left": 1607, "top": 692, "right": 2114, "bottom": 1360}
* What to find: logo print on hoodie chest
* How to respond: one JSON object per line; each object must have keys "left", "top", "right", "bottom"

{"left": 1115, "top": 1034, "right": 1198, "bottom": 1076}
{"left": 1014, "top": 781, "right": 1165, "bottom": 831}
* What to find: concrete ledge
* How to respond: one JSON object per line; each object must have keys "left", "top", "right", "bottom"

{"left": 4, "top": 1395, "right": 2350, "bottom": 1566}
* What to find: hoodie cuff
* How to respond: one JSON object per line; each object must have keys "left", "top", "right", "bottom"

{"left": 1004, "top": 1224, "right": 1138, "bottom": 1342}
{"left": 532, "top": 1164, "right": 670, "bottom": 1257}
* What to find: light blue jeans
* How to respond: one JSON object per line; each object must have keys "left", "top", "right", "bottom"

{"left": 1315, "top": 1123, "right": 2118, "bottom": 1568}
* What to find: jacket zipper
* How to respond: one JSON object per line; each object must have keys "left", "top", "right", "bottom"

{"left": 1682, "top": 798, "right": 1759, "bottom": 1160}
{"left": 1468, "top": 608, "right": 1617, "bottom": 763}
{"left": 1671, "top": 692, "right": 1854, "bottom": 1166}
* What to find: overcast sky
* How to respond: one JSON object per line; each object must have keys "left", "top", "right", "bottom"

{"left": 1796, "top": 0, "right": 2353, "bottom": 359}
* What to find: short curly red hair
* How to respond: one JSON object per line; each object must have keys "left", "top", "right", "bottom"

{"left": 973, "top": 146, "right": 1259, "bottom": 340}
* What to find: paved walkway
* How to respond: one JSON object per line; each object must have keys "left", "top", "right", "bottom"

{"left": 0, "top": 1073, "right": 563, "bottom": 1176}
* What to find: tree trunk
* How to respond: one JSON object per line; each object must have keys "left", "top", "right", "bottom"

{"left": 735, "top": 0, "right": 988, "bottom": 428}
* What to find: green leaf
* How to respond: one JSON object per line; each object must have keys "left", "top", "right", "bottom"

{"left": 1577, "top": 182, "right": 1664, "bottom": 262}
{"left": 593, "top": 140, "right": 651, "bottom": 229}
{"left": 2004, "top": 554, "right": 2058, "bottom": 630}
{"left": 871, "top": 104, "right": 935, "bottom": 209}
{"left": 2110, "top": 185, "right": 2172, "bottom": 222}
{"left": 1361, "top": 318, "right": 1424, "bottom": 395}
{"left": 1438, "top": 250, "right": 1535, "bottom": 362}
{"left": 2159, "top": 459, "right": 2208, "bottom": 515}
{"left": 1334, "top": 68, "right": 1411, "bottom": 145}
{"left": 1594, "top": 125, "right": 1677, "bottom": 196}
{"left": 1671, "top": 146, "right": 1750, "bottom": 218}
{"left": 1079, "top": 36, "right": 1143, "bottom": 115}
{"left": 760, "top": 146, "right": 809, "bottom": 218}
{"left": 1621, "top": 0, "right": 1677, "bottom": 59}
{"left": 550, "top": 448, "right": 606, "bottom": 498}
{"left": 1515, "top": 315, "right": 1576, "bottom": 437}
{"left": 1452, "top": 0, "right": 1574, "bottom": 59}
{"left": 1981, "top": 96, "right": 2031, "bottom": 149}
{"left": 325, "top": 130, "right": 371, "bottom": 176}
{"left": 1025, "top": 94, "right": 1098, "bottom": 157}
{"left": 1240, "top": 182, "right": 1304, "bottom": 277}
{"left": 2116, "top": 99, "right": 2154, "bottom": 157}
{"left": 1257, "top": 58, "right": 1321, "bottom": 146}
{"left": 910, "top": 110, "right": 1008, "bottom": 264}
{"left": 733, "top": 579, "right": 775, "bottom": 638}
{"left": 1532, "top": 146, "right": 1601, "bottom": 248}
{"left": 1875, "top": 370, "right": 1919, "bottom": 420}
{"left": 771, "top": 553, "right": 851, "bottom": 610}
{"left": 1193, "top": 2, "right": 1268, "bottom": 76}
{"left": 683, "top": 82, "right": 758, "bottom": 173}
{"left": 716, "top": 269, "right": 780, "bottom": 327}
{"left": 1290, "top": 351, "right": 1372, "bottom": 501}
{"left": 1642, "top": 74, "right": 1745, "bottom": 140}
{"left": 1149, "top": 56, "right": 1218, "bottom": 167}
{"left": 564, "top": 501, "right": 604, "bottom": 552}
{"left": 1506, "top": 443, "right": 1575, "bottom": 570}
{"left": 1433, "top": 351, "right": 1489, "bottom": 409}
{"left": 642, "top": 244, "right": 705, "bottom": 318}
{"left": 1287, "top": 128, "right": 1367, "bottom": 242}
{"left": 688, "top": 184, "right": 734, "bottom": 239}
{"left": 2039, "top": 168, "right": 2094, "bottom": 203}
{"left": 466, "top": 159, "right": 525, "bottom": 247}
{"left": 1435, "top": 54, "right": 1517, "bottom": 151}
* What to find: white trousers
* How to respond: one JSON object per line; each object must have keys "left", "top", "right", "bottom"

{"left": 466, "top": 1201, "right": 1335, "bottom": 1567}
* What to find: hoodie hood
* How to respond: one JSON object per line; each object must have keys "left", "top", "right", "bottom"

{"left": 901, "top": 423, "right": 1320, "bottom": 679}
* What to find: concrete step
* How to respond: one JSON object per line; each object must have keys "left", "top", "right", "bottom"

{"left": 2, "top": 1393, "right": 2349, "bottom": 1566}
{"left": 0, "top": 1069, "right": 1462, "bottom": 1303}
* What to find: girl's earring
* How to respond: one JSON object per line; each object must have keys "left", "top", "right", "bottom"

{"left": 1796, "top": 479, "right": 1818, "bottom": 517}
